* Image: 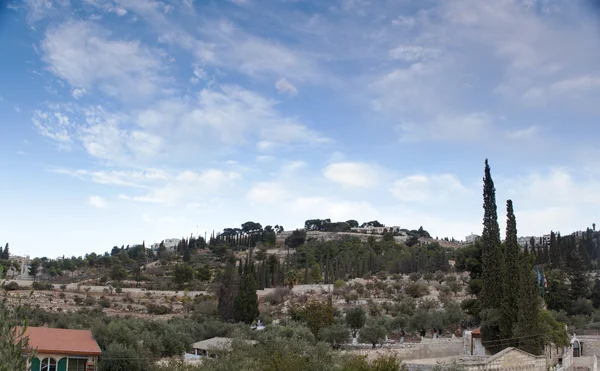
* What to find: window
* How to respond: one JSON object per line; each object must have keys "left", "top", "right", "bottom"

{"left": 41, "top": 358, "right": 57, "bottom": 371}
{"left": 68, "top": 358, "right": 87, "bottom": 371}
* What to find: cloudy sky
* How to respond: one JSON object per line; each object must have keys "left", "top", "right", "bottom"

{"left": 1, "top": 0, "right": 600, "bottom": 258}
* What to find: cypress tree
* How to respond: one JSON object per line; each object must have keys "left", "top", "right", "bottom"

{"left": 218, "top": 263, "right": 238, "bottom": 322}
{"left": 501, "top": 200, "right": 520, "bottom": 344}
{"left": 591, "top": 272, "right": 600, "bottom": 308}
{"left": 514, "top": 249, "right": 542, "bottom": 355}
{"left": 568, "top": 248, "right": 590, "bottom": 301}
{"left": 549, "top": 231, "right": 560, "bottom": 267}
{"left": 479, "top": 159, "right": 505, "bottom": 353}
{"left": 233, "top": 272, "right": 259, "bottom": 324}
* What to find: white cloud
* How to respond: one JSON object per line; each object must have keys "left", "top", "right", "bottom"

{"left": 41, "top": 21, "right": 164, "bottom": 102}
{"left": 397, "top": 113, "right": 491, "bottom": 142}
{"left": 88, "top": 195, "right": 107, "bottom": 209}
{"left": 550, "top": 75, "right": 600, "bottom": 96}
{"left": 71, "top": 88, "right": 86, "bottom": 99}
{"left": 323, "top": 162, "right": 380, "bottom": 188}
{"left": 289, "top": 197, "right": 380, "bottom": 222}
{"left": 32, "top": 110, "right": 74, "bottom": 150}
{"left": 390, "top": 174, "right": 470, "bottom": 204}
{"left": 246, "top": 182, "right": 288, "bottom": 205}
{"left": 118, "top": 169, "right": 241, "bottom": 205}
{"left": 388, "top": 45, "right": 439, "bottom": 62}
{"left": 112, "top": 6, "right": 127, "bottom": 16}
{"left": 275, "top": 78, "right": 298, "bottom": 96}
{"left": 32, "top": 84, "right": 328, "bottom": 164}
{"left": 506, "top": 125, "right": 539, "bottom": 139}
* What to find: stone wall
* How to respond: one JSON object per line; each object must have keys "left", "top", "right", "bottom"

{"left": 478, "top": 348, "right": 546, "bottom": 370}
{"left": 577, "top": 336, "right": 600, "bottom": 359}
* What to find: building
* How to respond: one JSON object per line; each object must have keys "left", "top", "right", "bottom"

{"left": 151, "top": 238, "right": 181, "bottom": 252}
{"left": 350, "top": 226, "right": 401, "bottom": 234}
{"left": 465, "top": 234, "right": 480, "bottom": 244}
{"left": 18, "top": 327, "right": 101, "bottom": 371}
{"left": 190, "top": 337, "right": 257, "bottom": 358}
{"left": 571, "top": 334, "right": 600, "bottom": 370}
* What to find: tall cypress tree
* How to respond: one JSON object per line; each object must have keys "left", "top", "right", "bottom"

{"left": 514, "top": 249, "right": 542, "bottom": 355}
{"left": 549, "top": 231, "right": 560, "bottom": 267}
{"left": 218, "top": 263, "right": 238, "bottom": 322}
{"left": 501, "top": 200, "right": 520, "bottom": 344}
{"left": 480, "top": 159, "right": 505, "bottom": 353}
{"left": 233, "top": 272, "right": 259, "bottom": 324}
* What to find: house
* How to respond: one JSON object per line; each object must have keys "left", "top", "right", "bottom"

{"left": 18, "top": 326, "right": 102, "bottom": 371}
{"left": 151, "top": 238, "right": 181, "bottom": 252}
{"left": 465, "top": 234, "right": 480, "bottom": 244}
{"left": 571, "top": 334, "right": 600, "bottom": 370}
{"left": 190, "top": 337, "right": 257, "bottom": 358}
{"left": 464, "top": 327, "right": 487, "bottom": 356}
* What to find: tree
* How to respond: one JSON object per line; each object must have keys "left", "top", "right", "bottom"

{"left": 1, "top": 243, "right": 9, "bottom": 260}
{"left": 218, "top": 263, "right": 238, "bottom": 322}
{"left": 358, "top": 325, "right": 386, "bottom": 348}
{"left": 28, "top": 259, "right": 41, "bottom": 282}
{"left": 591, "top": 273, "right": 600, "bottom": 308}
{"left": 346, "top": 220, "right": 359, "bottom": 228}
{"left": 233, "top": 273, "right": 259, "bottom": 324}
{"left": 319, "top": 324, "right": 350, "bottom": 349}
{"left": 568, "top": 249, "right": 590, "bottom": 302}
{"left": 346, "top": 307, "right": 366, "bottom": 338}
{"left": 285, "top": 229, "right": 306, "bottom": 249}
{"left": 172, "top": 264, "right": 194, "bottom": 289}
{"left": 301, "top": 299, "right": 334, "bottom": 338}
{"left": 196, "top": 264, "right": 212, "bottom": 281}
{"left": 99, "top": 342, "right": 149, "bottom": 371}
{"left": 0, "top": 302, "right": 35, "bottom": 371}
{"left": 110, "top": 263, "right": 127, "bottom": 282}
{"left": 514, "top": 249, "right": 542, "bottom": 355}
{"left": 501, "top": 200, "right": 520, "bottom": 342}
{"left": 479, "top": 159, "right": 505, "bottom": 353}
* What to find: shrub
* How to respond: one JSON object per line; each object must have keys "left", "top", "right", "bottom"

{"left": 404, "top": 282, "right": 429, "bottom": 298}
{"left": 98, "top": 297, "right": 111, "bottom": 308}
{"left": 333, "top": 279, "right": 346, "bottom": 289}
{"left": 147, "top": 303, "right": 171, "bottom": 315}
{"left": 84, "top": 296, "right": 97, "bottom": 306}
{"left": 3, "top": 281, "right": 20, "bottom": 291}
{"left": 73, "top": 295, "right": 83, "bottom": 305}
{"left": 423, "top": 272, "right": 434, "bottom": 283}
{"left": 376, "top": 271, "right": 389, "bottom": 281}
{"left": 408, "top": 272, "right": 421, "bottom": 282}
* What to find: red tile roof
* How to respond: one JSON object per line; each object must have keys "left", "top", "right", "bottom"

{"left": 471, "top": 327, "right": 481, "bottom": 337}
{"left": 16, "top": 327, "right": 102, "bottom": 356}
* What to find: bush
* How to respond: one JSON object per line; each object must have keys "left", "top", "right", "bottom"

{"left": 408, "top": 272, "right": 421, "bottom": 282}
{"left": 376, "top": 271, "right": 388, "bottom": 281}
{"left": 404, "top": 282, "right": 429, "bottom": 298}
{"left": 98, "top": 297, "right": 111, "bottom": 308}
{"left": 147, "top": 303, "right": 171, "bottom": 315}
{"left": 3, "top": 281, "right": 20, "bottom": 291}
{"left": 334, "top": 279, "right": 346, "bottom": 289}
{"left": 73, "top": 295, "right": 83, "bottom": 305}
{"left": 84, "top": 296, "right": 97, "bottom": 306}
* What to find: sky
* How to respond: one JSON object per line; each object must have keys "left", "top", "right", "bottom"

{"left": 1, "top": 0, "right": 600, "bottom": 258}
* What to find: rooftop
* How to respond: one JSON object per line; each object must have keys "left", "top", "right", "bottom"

{"left": 16, "top": 326, "right": 102, "bottom": 355}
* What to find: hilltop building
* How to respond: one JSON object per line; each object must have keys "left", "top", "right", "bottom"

{"left": 465, "top": 234, "right": 480, "bottom": 243}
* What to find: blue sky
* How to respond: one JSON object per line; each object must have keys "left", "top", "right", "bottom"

{"left": 2, "top": 0, "right": 600, "bottom": 258}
